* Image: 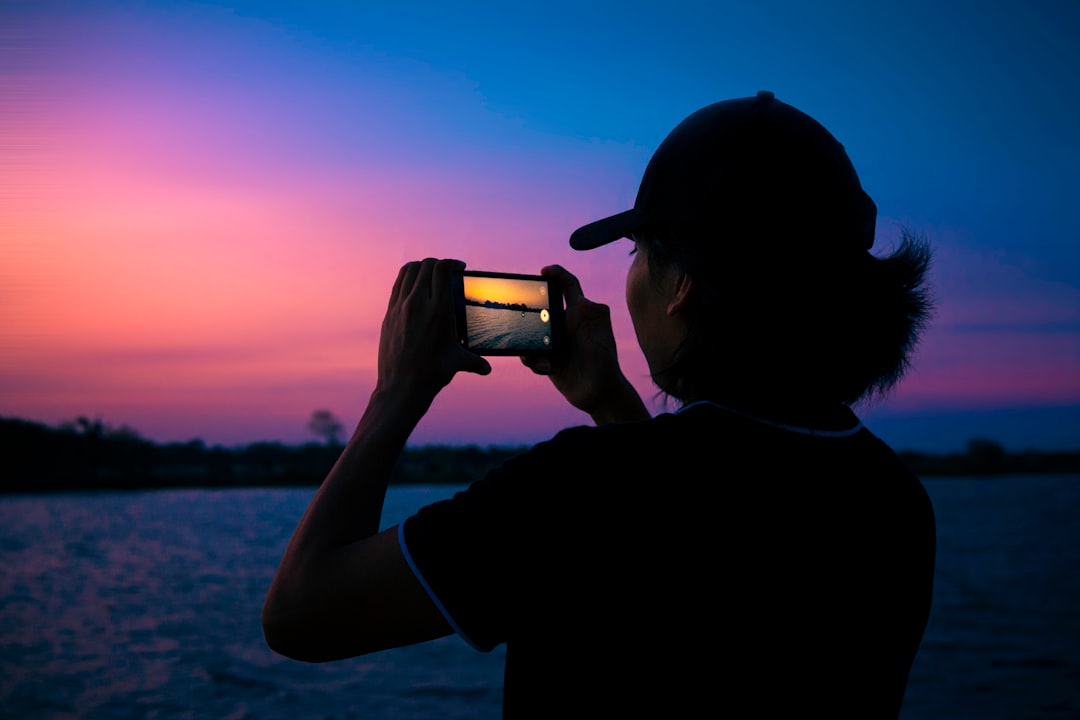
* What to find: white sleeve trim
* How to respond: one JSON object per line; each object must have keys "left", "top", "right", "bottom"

{"left": 397, "top": 519, "right": 487, "bottom": 652}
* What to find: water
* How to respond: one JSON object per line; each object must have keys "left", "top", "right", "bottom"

{"left": 1, "top": 476, "right": 1078, "bottom": 719}
{"left": 465, "top": 306, "right": 551, "bottom": 351}
{"left": 0, "top": 486, "right": 505, "bottom": 720}
{"left": 900, "top": 475, "right": 1080, "bottom": 720}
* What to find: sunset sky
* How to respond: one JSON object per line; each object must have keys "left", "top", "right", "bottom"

{"left": 2, "top": 0, "right": 1078, "bottom": 452}
{"left": 463, "top": 275, "right": 549, "bottom": 308}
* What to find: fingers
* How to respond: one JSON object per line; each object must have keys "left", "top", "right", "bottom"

{"left": 387, "top": 257, "right": 486, "bottom": 377}
{"left": 396, "top": 258, "right": 463, "bottom": 301}
{"left": 462, "top": 352, "right": 493, "bottom": 376}
{"left": 580, "top": 298, "right": 612, "bottom": 322}
{"left": 390, "top": 260, "right": 425, "bottom": 311}
{"left": 541, "top": 264, "right": 585, "bottom": 305}
{"left": 405, "top": 258, "right": 438, "bottom": 302}
{"left": 431, "top": 258, "right": 465, "bottom": 303}
{"left": 389, "top": 261, "right": 413, "bottom": 306}
{"left": 520, "top": 355, "right": 552, "bottom": 376}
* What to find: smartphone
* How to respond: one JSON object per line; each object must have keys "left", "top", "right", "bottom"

{"left": 453, "top": 270, "right": 565, "bottom": 356}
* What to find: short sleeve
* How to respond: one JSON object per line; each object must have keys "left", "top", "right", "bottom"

{"left": 399, "top": 423, "right": 640, "bottom": 652}
{"left": 399, "top": 470, "right": 515, "bottom": 651}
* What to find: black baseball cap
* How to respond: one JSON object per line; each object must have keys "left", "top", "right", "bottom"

{"left": 569, "top": 91, "right": 877, "bottom": 254}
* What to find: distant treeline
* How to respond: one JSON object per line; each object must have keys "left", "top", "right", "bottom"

{"left": 1, "top": 417, "right": 524, "bottom": 494}
{"left": 2, "top": 417, "right": 1078, "bottom": 494}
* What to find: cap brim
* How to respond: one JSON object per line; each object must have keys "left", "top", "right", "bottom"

{"left": 569, "top": 209, "right": 643, "bottom": 250}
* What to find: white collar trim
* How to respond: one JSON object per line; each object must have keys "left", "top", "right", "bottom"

{"left": 677, "top": 400, "right": 864, "bottom": 438}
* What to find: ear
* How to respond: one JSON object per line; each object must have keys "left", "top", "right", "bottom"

{"left": 666, "top": 270, "right": 692, "bottom": 317}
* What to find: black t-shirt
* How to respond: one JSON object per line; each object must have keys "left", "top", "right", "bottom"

{"left": 401, "top": 402, "right": 936, "bottom": 718}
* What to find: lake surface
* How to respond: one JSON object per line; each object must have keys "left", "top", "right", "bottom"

{"left": 465, "top": 305, "right": 551, "bottom": 351}
{"left": 1, "top": 475, "right": 1078, "bottom": 719}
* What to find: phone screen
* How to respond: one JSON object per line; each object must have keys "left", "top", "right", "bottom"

{"left": 455, "top": 271, "right": 564, "bottom": 356}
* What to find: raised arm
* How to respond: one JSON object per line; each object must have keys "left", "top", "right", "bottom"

{"left": 262, "top": 258, "right": 491, "bottom": 662}
{"left": 523, "top": 264, "right": 650, "bottom": 425}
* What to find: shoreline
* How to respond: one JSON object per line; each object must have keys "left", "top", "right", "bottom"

{"left": 4, "top": 416, "right": 1079, "bottom": 494}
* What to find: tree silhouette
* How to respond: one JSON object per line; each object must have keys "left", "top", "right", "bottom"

{"left": 307, "top": 410, "right": 345, "bottom": 446}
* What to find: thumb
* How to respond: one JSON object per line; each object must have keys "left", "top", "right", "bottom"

{"left": 521, "top": 355, "right": 552, "bottom": 375}
{"left": 580, "top": 298, "right": 612, "bottom": 321}
{"left": 461, "top": 352, "right": 492, "bottom": 376}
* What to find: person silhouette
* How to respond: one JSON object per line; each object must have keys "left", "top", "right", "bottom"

{"left": 263, "top": 91, "right": 936, "bottom": 718}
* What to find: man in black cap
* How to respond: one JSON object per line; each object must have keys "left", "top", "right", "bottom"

{"left": 263, "top": 92, "right": 936, "bottom": 718}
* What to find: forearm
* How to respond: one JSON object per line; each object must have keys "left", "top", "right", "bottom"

{"left": 292, "top": 387, "right": 425, "bottom": 546}
{"left": 264, "top": 258, "right": 489, "bottom": 660}
{"left": 266, "top": 386, "right": 427, "bottom": 604}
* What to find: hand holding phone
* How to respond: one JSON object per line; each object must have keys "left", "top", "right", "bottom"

{"left": 375, "top": 259, "right": 492, "bottom": 406}
{"left": 519, "top": 264, "right": 650, "bottom": 423}
{"left": 453, "top": 270, "right": 566, "bottom": 357}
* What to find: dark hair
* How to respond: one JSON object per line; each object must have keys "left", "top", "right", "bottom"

{"left": 638, "top": 227, "right": 934, "bottom": 408}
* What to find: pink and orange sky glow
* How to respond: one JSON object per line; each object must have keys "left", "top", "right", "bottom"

{"left": 2, "top": 1, "right": 1078, "bottom": 452}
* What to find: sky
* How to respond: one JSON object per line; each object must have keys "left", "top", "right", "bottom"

{"left": 1, "top": 0, "right": 1078, "bottom": 452}
{"left": 462, "top": 275, "right": 548, "bottom": 308}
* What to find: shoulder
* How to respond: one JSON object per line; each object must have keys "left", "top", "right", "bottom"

{"left": 403, "top": 412, "right": 697, "bottom": 535}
